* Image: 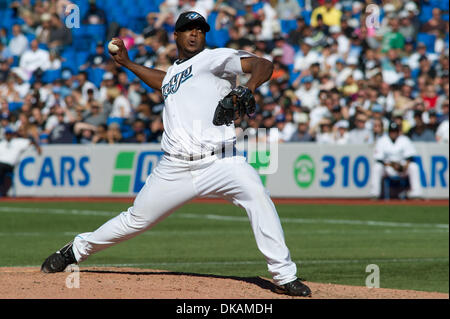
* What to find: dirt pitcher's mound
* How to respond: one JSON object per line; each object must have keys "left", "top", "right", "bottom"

{"left": 0, "top": 267, "right": 447, "bottom": 299}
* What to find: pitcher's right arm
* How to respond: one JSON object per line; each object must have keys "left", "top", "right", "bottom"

{"left": 109, "top": 38, "right": 166, "bottom": 91}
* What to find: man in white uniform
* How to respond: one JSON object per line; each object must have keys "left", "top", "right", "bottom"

{"left": 370, "top": 122, "right": 423, "bottom": 199}
{"left": 0, "top": 127, "right": 41, "bottom": 196}
{"left": 41, "top": 11, "right": 311, "bottom": 297}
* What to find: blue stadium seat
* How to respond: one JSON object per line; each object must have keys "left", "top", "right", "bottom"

{"left": 61, "top": 47, "right": 77, "bottom": 73}
{"left": 280, "top": 20, "right": 297, "bottom": 35}
{"left": 430, "top": 0, "right": 449, "bottom": 11}
{"left": 75, "top": 51, "right": 90, "bottom": 69}
{"left": 107, "top": 117, "right": 124, "bottom": 127}
{"left": 85, "top": 24, "right": 106, "bottom": 42}
{"left": 419, "top": 5, "right": 433, "bottom": 23}
{"left": 443, "top": 14, "right": 449, "bottom": 22}
{"left": 41, "top": 69, "right": 62, "bottom": 84}
{"left": 87, "top": 67, "right": 106, "bottom": 88}
{"left": 25, "top": 33, "right": 36, "bottom": 43}
{"left": 301, "top": 10, "right": 312, "bottom": 26}
{"left": 8, "top": 102, "right": 24, "bottom": 112}
{"left": 417, "top": 33, "right": 436, "bottom": 53}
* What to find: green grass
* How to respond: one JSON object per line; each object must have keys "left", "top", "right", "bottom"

{"left": 0, "top": 201, "right": 448, "bottom": 293}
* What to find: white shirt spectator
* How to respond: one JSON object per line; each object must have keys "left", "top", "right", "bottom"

{"left": 316, "top": 132, "right": 334, "bottom": 144}
{"left": 293, "top": 50, "right": 321, "bottom": 73}
{"left": 110, "top": 95, "right": 132, "bottom": 119}
{"left": 81, "top": 81, "right": 99, "bottom": 102}
{"left": 0, "top": 137, "right": 31, "bottom": 166}
{"left": 294, "top": 85, "right": 319, "bottom": 110}
{"left": 436, "top": 120, "right": 449, "bottom": 143}
{"left": 19, "top": 47, "right": 50, "bottom": 75}
{"left": 279, "top": 122, "right": 297, "bottom": 142}
{"left": 276, "top": 0, "right": 301, "bottom": 20}
{"left": 8, "top": 33, "right": 28, "bottom": 57}
{"left": 309, "top": 106, "right": 330, "bottom": 129}
{"left": 347, "top": 128, "right": 374, "bottom": 144}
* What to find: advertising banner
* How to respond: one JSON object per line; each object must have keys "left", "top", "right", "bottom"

{"left": 12, "top": 143, "right": 448, "bottom": 199}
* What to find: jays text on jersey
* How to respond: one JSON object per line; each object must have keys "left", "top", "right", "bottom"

{"left": 160, "top": 48, "right": 254, "bottom": 157}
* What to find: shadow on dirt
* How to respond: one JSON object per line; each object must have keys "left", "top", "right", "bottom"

{"left": 80, "top": 268, "right": 281, "bottom": 294}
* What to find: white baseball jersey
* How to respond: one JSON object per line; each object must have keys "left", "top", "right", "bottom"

{"left": 70, "top": 47, "right": 300, "bottom": 287}
{"left": 160, "top": 48, "right": 254, "bottom": 157}
{"left": 0, "top": 137, "right": 31, "bottom": 166}
{"left": 373, "top": 134, "right": 417, "bottom": 164}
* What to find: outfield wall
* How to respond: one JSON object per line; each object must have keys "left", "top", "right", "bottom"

{"left": 12, "top": 143, "right": 449, "bottom": 199}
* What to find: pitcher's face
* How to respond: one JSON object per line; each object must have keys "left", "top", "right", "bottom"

{"left": 174, "top": 25, "right": 206, "bottom": 59}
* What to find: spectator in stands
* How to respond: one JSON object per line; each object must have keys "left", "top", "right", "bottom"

{"left": 0, "top": 125, "right": 41, "bottom": 196}
{"left": 408, "top": 111, "right": 436, "bottom": 142}
{"left": 348, "top": 113, "right": 374, "bottom": 144}
{"left": 48, "top": 13, "right": 73, "bottom": 52}
{"left": 107, "top": 87, "right": 131, "bottom": 121}
{"left": 133, "top": 37, "right": 156, "bottom": 68}
{"left": 293, "top": 37, "right": 320, "bottom": 74}
{"left": 92, "top": 123, "right": 108, "bottom": 144}
{"left": 294, "top": 75, "right": 319, "bottom": 111}
{"left": 427, "top": 109, "right": 440, "bottom": 133}
{"left": 372, "top": 118, "right": 385, "bottom": 142}
{"left": 8, "top": 24, "right": 29, "bottom": 57}
{"left": 333, "top": 119, "right": 349, "bottom": 145}
{"left": 18, "top": 39, "right": 50, "bottom": 80}
{"left": 276, "top": 0, "right": 301, "bottom": 21}
{"left": 398, "top": 10, "right": 416, "bottom": 40}
{"left": 313, "top": 117, "right": 334, "bottom": 144}
{"left": 310, "top": 0, "right": 342, "bottom": 28}
{"left": 381, "top": 18, "right": 405, "bottom": 53}
{"left": 142, "top": 13, "right": 158, "bottom": 39}
{"left": 420, "top": 7, "right": 446, "bottom": 36}
{"left": 81, "top": 42, "right": 109, "bottom": 71}
{"left": 147, "top": 116, "right": 164, "bottom": 143}
{"left": 105, "top": 122, "right": 122, "bottom": 144}
{"left": 82, "top": 0, "right": 107, "bottom": 25}
{"left": 36, "top": 13, "right": 52, "bottom": 45}
{"left": 287, "top": 16, "right": 307, "bottom": 46}
{"left": 43, "top": 49, "right": 63, "bottom": 71}
{"left": 122, "top": 119, "right": 148, "bottom": 143}
{"left": 77, "top": 71, "right": 98, "bottom": 102}
{"left": 0, "top": 59, "right": 11, "bottom": 84}
{"left": 289, "top": 112, "right": 314, "bottom": 142}
{"left": 0, "top": 42, "right": 13, "bottom": 66}
{"left": 48, "top": 107, "right": 76, "bottom": 144}
{"left": 82, "top": 100, "right": 107, "bottom": 127}
{"left": 436, "top": 119, "right": 449, "bottom": 143}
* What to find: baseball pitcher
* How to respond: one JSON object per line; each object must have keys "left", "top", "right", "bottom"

{"left": 41, "top": 11, "right": 311, "bottom": 297}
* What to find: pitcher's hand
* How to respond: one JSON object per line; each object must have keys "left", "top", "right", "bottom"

{"left": 109, "top": 38, "right": 131, "bottom": 67}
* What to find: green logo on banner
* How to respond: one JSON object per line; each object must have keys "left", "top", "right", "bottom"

{"left": 293, "top": 154, "right": 315, "bottom": 188}
{"left": 111, "top": 151, "right": 136, "bottom": 193}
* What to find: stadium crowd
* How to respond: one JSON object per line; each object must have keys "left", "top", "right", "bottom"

{"left": 0, "top": 0, "right": 448, "bottom": 145}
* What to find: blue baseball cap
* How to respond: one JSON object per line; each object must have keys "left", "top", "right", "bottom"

{"left": 301, "top": 75, "right": 314, "bottom": 83}
{"left": 4, "top": 126, "right": 15, "bottom": 134}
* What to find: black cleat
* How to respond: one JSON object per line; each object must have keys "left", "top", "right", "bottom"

{"left": 274, "top": 278, "right": 312, "bottom": 297}
{"left": 41, "top": 241, "right": 77, "bottom": 273}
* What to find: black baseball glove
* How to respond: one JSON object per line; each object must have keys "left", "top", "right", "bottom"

{"left": 212, "top": 86, "right": 256, "bottom": 126}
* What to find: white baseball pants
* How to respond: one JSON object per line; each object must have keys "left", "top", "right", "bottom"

{"left": 370, "top": 162, "right": 423, "bottom": 198}
{"left": 72, "top": 153, "right": 298, "bottom": 285}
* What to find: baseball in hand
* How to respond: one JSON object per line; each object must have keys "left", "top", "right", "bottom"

{"left": 108, "top": 41, "right": 119, "bottom": 54}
